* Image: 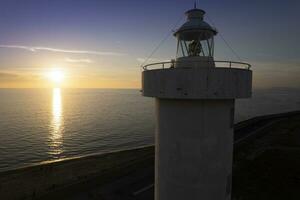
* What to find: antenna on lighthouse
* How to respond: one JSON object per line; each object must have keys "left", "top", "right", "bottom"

{"left": 194, "top": 1, "right": 197, "bottom": 9}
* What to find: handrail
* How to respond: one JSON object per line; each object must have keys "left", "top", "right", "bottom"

{"left": 142, "top": 60, "right": 251, "bottom": 70}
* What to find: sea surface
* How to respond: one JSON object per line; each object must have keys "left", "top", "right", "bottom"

{"left": 0, "top": 88, "right": 299, "bottom": 172}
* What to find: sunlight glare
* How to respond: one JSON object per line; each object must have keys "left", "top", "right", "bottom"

{"left": 47, "top": 69, "right": 65, "bottom": 84}
{"left": 50, "top": 88, "right": 64, "bottom": 156}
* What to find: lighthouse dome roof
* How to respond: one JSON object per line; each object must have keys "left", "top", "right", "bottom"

{"left": 174, "top": 8, "right": 217, "bottom": 41}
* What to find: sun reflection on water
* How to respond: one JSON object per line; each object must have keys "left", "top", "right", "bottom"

{"left": 50, "top": 88, "right": 64, "bottom": 156}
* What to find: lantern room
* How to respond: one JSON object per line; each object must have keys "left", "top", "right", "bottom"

{"left": 174, "top": 8, "right": 217, "bottom": 59}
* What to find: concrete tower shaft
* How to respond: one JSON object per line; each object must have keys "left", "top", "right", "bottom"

{"left": 155, "top": 99, "right": 234, "bottom": 200}
{"left": 142, "top": 5, "right": 252, "bottom": 200}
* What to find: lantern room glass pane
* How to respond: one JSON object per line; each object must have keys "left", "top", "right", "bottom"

{"left": 176, "top": 37, "right": 214, "bottom": 58}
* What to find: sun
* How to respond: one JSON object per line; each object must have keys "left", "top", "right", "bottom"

{"left": 47, "top": 69, "right": 65, "bottom": 84}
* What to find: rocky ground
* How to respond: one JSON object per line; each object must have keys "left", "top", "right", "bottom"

{"left": 232, "top": 113, "right": 300, "bottom": 200}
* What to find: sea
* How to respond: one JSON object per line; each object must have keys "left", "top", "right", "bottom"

{"left": 0, "top": 88, "right": 299, "bottom": 172}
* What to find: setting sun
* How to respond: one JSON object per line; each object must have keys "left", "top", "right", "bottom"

{"left": 47, "top": 69, "right": 65, "bottom": 84}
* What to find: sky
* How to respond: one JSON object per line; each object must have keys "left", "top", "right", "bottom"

{"left": 0, "top": 0, "right": 299, "bottom": 88}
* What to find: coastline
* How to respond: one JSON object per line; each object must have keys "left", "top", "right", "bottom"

{"left": 0, "top": 145, "right": 155, "bottom": 200}
{"left": 0, "top": 110, "right": 299, "bottom": 199}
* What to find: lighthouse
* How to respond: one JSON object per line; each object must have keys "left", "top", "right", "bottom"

{"left": 142, "top": 5, "right": 252, "bottom": 200}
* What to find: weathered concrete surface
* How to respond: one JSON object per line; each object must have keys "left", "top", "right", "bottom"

{"left": 142, "top": 67, "right": 252, "bottom": 99}
{"left": 175, "top": 56, "right": 215, "bottom": 68}
{"left": 155, "top": 99, "right": 234, "bottom": 200}
{"left": 143, "top": 65, "right": 252, "bottom": 200}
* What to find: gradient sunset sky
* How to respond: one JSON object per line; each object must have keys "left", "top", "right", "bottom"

{"left": 0, "top": 0, "right": 299, "bottom": 88}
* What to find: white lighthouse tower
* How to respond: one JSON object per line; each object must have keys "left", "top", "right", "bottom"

{"left": 142, "top": 5, "right": 252, "bottom": 200}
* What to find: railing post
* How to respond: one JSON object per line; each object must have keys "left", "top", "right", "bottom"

{"left": 162, "top": 63, "right": 164, "bottom": 69}
{"left": 229, "top": 62, "right": 232, "bottom": 68}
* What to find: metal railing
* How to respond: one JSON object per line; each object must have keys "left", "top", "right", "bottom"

{"left": 142, "top": 60, "right": 251, "bottom": 71}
